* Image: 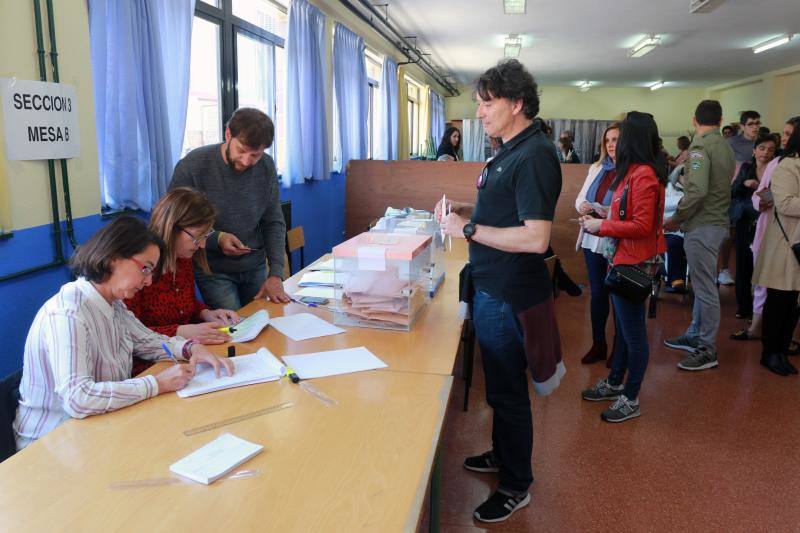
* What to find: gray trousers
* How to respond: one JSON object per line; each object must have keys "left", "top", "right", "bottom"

{"left": 683, "top": 225, "right": 727, "bottom": 350}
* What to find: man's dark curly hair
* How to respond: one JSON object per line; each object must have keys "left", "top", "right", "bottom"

{"left": 475, "top": 59, "right": 540, "bottom": 119}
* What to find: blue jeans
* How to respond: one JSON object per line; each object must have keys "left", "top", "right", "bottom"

{"left": 583, "top": 248, "right": 611, "bottom": 342}
{"left": 607, "top": 293, "right": 649, "bottom": 401}
{"left": 472, "top": 290, "right": 533, "bottom": 494}
{"left": 195, "top": 266, "right": 267, "bottom": 310}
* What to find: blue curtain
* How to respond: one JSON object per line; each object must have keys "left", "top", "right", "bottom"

{"left": 88, "top": 0, "right": 195, "bottom": 210}
{"left": 428, "top": 90, "right": 445, "bottom": 152}
{"left": 333, "top": 23, "right": 367, "bottom": 172}
{"left": 379, "top": 57, "right": 399, "bottom": 160}
{"left": 284, "top": 0, "right": 328, "bottom": 186}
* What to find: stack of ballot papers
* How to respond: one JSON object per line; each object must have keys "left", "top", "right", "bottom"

{"left": 230, "top": 309, "right": 270, "bottom": 343}
{"left": 308, "top": 258, "right": 334, "bottom": 271}
{"left": 170, "top": 433, "right": 263, "bottom": 485}
{"left": 297, "top": 271, "right": 338, "bottom": 287}
{"left": 177, "top": 347, "right": 286, "bottom": 398}
{"left": 340, "top": 269, "right": 427, "bottom": 326}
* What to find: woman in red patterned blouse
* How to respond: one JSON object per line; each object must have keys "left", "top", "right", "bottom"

{"left": 125, "top": 188, "right": 240, "bottom": 374}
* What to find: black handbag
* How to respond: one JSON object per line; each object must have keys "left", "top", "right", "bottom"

{"left": 774, "top": 211, "right": 800, "bottom": 265}
{"left": 603, "top": 179, "right": 657, "bottom": 304}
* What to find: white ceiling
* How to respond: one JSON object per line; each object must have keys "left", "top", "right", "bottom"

{"left": 382, "top": 0, "right": 800, "bottom": 89}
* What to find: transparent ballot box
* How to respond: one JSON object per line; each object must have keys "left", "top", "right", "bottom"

{"left": 332, "top": 232, "right": 433, "bottom": 331}
{"left": 369, "top": 210, "right": 445, "bottom": 297}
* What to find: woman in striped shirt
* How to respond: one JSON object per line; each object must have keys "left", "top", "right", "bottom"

{"left": 13, "top": 216, "right": 234, "bottom": 450}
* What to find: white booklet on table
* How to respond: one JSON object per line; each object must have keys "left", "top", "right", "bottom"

{"left": 177, "top": 347, "right": 286, "bottom": 398}
{"left": 230, "top": 309, "right": 270, "bottom": 343}
{"left": 170, "top": 433, "right": 263, "bottom": 485}
{"left": 281, "top": 346, "right": 387, "bottom": 380}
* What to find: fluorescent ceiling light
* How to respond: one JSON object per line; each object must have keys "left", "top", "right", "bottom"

{"left": 753, "top": 34, "right": 793, "bottom": 54}
{"left": 579, "top": 81, "right": 592, "bottom": 92}
{"left": 628, "top": 34, "right": 661, "bottom": 58}
{"left": 650, "top": 81, "right": 665, "bottom": 91}
{"left": 504, "top": 0, "right": 526, "bottom": 14}
{"left": 689, "top": 0, "right": 725, "bottom": 14}
{"left": 504, "top": 34, "right": 522, "bottom": 58}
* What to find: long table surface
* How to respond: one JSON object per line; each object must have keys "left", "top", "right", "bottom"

{"left": 0, "top": 238, "right": 468, "bottom": 532}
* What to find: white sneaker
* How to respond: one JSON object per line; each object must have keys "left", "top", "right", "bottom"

{"left": 717, "top": 269, "right": 734, "bottom": 285}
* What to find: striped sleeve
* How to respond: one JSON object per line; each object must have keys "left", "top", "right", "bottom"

{"left": 119, "top": 304, "right": 188, "bottom": 362}
{"left": 45, "top": 310, "right": 158, "bottom": 419}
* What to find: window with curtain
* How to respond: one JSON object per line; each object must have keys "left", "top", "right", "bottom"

{"left": 406, "top": 81, "right": 422, "bottom": 157}
{"left": 365, "top": 49, "right": 383, "bottom": 160}
{"left": 284, "top": 0, "right": 328, "bottom": 186}
{"left": 378, "top": 56, "right": 398, "bottom": 160}
{"left": 89, "top": 0, "right": 196, "bottom": 211}
{"left": 332, "top": 23, "right": 368, "bottom": 173}
{"left": 183, "top": 0, "right": 287, "bottom": 166}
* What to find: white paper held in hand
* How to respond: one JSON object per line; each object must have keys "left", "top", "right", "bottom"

{"left": 177, "top": 347, "right": 286, "bottom": 398}
{"left": 169, "top": 433, "right": 263, "bottom": 485}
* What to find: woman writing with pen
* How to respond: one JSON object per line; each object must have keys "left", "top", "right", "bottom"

{"left": 124, "top": 188, "right": 240, "bottom": 375}
{"left": 13, "top": 216, "right": 234, "bottom": 450}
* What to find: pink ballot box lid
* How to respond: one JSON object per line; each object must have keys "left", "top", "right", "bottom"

{"left": 333, "top": 232, "right": 432, "bottom": 260}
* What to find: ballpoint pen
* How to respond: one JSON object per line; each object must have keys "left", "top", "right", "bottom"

{"left": 161, "top": 342, "right": 180, "bottom": 365}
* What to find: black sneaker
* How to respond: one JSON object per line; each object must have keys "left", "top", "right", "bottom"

{"left": 473, "top": 490, "right": 531, "bottom": 523}
{"left": 581, "top": 378, "right": 623, "bottom": 402}
{"left": 463, "top": 450, "right": 500, "bottom": 473}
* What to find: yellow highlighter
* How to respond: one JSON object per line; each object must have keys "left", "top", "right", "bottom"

{"left": 218, "top": 326, "right": 237, "bottom": 334}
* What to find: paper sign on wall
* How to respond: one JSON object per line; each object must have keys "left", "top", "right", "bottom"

{"left": 1, "top": 78, "right": 80, "bottom": 160}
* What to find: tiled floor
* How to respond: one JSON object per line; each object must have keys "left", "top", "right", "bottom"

{"left": 419, "top": 176, "right": 800, "bottom": 531}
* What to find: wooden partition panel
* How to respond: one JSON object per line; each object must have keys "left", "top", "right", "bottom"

{"left": 345, "top": 159, "right": 592, "bottom": 239}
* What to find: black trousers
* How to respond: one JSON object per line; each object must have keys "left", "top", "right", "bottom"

{"left": 734, "top": 218, "right": 757, "bottom": 316}
{"left": 761, "top": 289, "right": 800, "bottom": 355}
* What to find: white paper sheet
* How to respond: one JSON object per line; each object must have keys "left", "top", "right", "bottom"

{"left": 298, "top": 271, "right": 336, "bottom": 286}
{"left": 269, "top": 313, "right": 345, "bottom": 341}
{"left": 357, "top": 246, "right": 386, "bottom": 271}
{"left": 281, "top": 346, "right": 387, "bottom": 380}
{"left": 295, "top": 286, "right": 336, "bottom": 299}
{"left": 178, "top": 347, "right": 286, "bottom": 398}
{"left": 230, "top": 309, "right": 270, "bottom": 343}
{"left": 170, "top": 433, "right": 263, "bottom": 485}
{"left": 308, "top": 258, "right": 335, "bottom": 271}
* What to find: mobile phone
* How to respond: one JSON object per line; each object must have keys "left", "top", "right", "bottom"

{"left": 299, "top": 296, "right": 329, "bottom": 305}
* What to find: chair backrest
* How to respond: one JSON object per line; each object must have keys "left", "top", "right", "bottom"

{"left": 287, "top": 226, "right": 305, "bottom": 253}
{"left": 0, "top": 369, "right": 23, "bottom": 462}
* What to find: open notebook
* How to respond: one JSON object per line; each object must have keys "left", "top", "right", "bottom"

{"left": 177, "top": 347, "right": 286, "bottom": 398}
{"left": 170, "top": 433, "right": 263, "bottom": 485}
{"left": 230, "top": 309, "right": 270, "bottom": 343}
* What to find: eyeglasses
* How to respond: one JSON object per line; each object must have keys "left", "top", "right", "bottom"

{"left": 129, "top": 257, "right": 155, "bottom": 277}
{"left": 745, "top": 120, "right": 762, "bottom": 127}
{"left": 179, "top": 226, "right": 215, "bottom": 246}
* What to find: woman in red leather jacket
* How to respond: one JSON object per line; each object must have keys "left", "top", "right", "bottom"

{"left": 578, "top": 111, "right": 667, "bottom": 423}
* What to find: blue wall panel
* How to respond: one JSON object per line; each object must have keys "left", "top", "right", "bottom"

{"left": 0, "top": 172, "right": 347, "bottom": 377}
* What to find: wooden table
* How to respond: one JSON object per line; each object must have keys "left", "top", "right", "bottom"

{"left": 0, "top": 238, "right": 469, "bottom": 532}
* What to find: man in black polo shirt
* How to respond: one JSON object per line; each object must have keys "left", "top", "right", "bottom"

{"left": 438, "top": 59, "right": 564, "bottom": 523}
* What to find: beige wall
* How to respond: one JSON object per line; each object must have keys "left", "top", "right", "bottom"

{"left": 709, "top": 65, "right": 800, "bottom": 130}
{"left": 0, "top": 0, "right": 100, "bottom": 231}
{"left": 446, "top": 85, "right": 705, "bottom": 149}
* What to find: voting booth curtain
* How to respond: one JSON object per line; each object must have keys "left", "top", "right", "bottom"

{"left": 332, "top": 23, "right": 368, "bottom": 173}
{"left": 462, "top": 119, "right": 486, "bottom": 162}
{"left": 548, "top": 118, "right": 616, "bottom": 164}
{"left": 284, "top": 0, "right": 329, "bottom": 187}
{"left": 88, "top": 0, "right": 195, "bottom": 210}
{"left": 378, "top": 57, "right": 399, "bottom": 161}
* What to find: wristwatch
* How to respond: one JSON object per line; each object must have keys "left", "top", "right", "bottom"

{"left": 463, "top": 223, "right": 477, "bottom": 242}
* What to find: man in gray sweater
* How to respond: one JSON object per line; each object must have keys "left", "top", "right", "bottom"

{"left": 170, "top": 107, "right": 288, "bottom": 310}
